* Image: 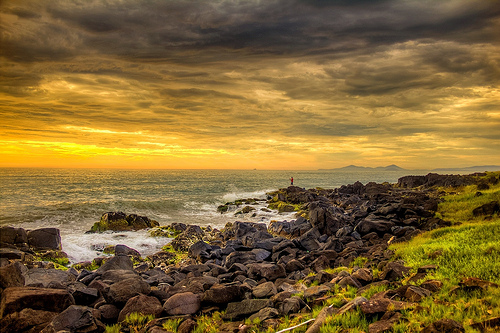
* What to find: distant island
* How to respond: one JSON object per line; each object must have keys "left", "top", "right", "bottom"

{"left": 320, "top": 164, "right": 500, "bottom": 172}
{"left": 319, "top": 164, "right": 407, "bottom": 171}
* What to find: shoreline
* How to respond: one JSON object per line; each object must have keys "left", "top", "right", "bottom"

{"left": 1, "top": 171, "right": 499, "bottom": 332}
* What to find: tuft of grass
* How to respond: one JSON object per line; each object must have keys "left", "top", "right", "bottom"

{"left": 162, "top": 318, "right": 183, "bottom": 332}
{"left": 320, "top": 310, "right": 371, "bottom": 333}
{"left": 192, "top": 311, "right": 224, "bottom": 333}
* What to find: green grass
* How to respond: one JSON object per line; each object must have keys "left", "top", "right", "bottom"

{"left": 388, "top": 174, "right": 500, "bottom": 332}
{"left": 391, "top": 175, "right": 500, "bottom": 284}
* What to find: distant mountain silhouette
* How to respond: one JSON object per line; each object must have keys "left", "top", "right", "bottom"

{"left": 320, "top": 164, "right": 407, "bottom": 171}
{"left": 431, "top": 165, "right": 500, "bottom": 172}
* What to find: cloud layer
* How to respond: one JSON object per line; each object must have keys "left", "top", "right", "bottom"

{"left": 1, "top": 0, "right": 499, "bottom": 169}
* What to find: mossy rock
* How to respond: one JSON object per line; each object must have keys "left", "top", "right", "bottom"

{"left": 268, "top": 201, "right": 298, "bottom": 213}
{"left": 89, "top": 212, "right": 159, "bottom": 233}
{"left": 217, "top": 205, "right": 230, "bottom": 213}
{"left": 149, "top": 226, "right": 183, "bottom": 238}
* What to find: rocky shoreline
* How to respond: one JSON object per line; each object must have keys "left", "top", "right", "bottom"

{"left": 1, "top": 172, "right": 499, "bottom": 333}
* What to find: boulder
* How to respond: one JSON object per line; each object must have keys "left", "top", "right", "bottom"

{"left": 70, "top": 286, "right": 100, "bottom": 306}
{"left": 359, "top": 299, "right": 412, "bottom": 315}
{"left": 178, "top": 318, "right": 197, "bottom": 333}
{"left": 0, "top": 308, "right": 57, "bottom": 333}
{"left": 105, "top": 277, "right": 151, "bottom": 305}
{"left": 308, "top": 202, "right": 348, "bottom": 236}
{"left": 97, "top": 304, "right": 120, "bottom": 323}
{"left": 188, "top": 241, "right": 212, "bottom": 262}
{"left": 163, "top": 292, "right": 200, "bottom": 315}
{"left": 421, "top": 318, "right": 465, "bottom": 333}
{"left": 118, "top": 294, "right": 163, "bottom": 322}
{"left": 100, "top": 269, "right": 137, "bottom": 283}
{"left": 279, "top": 297, "right": 303, "bottom": 315}
{"left": 303, "top": 285, "right": 330, "bottom": 300}
{"left": 252, "top": 281, "right": 277, "bottom": 298}
{"left": 0, "top": 287, "right": 75, "bottom": 318}
{"left": 114, "top": 244, "right": 141, "bottom": 258}
{"left": 90, "top": 212, "right": 158, "bottom": 232}
{"left": 223, "top": 299, "right": 273, "bottom": 320}
{"left": 296, "top": 227, "right": 321, "bottom": 251}
{"left": 225, "top": 251, "right": 257, "bottom": 267}
{"left": 472, "top": 201, "right": 500, "bottom": 217}
{"left": 0, "top": 262, "right": 26, "bottom": 290}
{"left": 96, "top": 255, "right": 134, "bottom": 273}
{"left": 203, "top": 284, "right": 242, "bottom": 304}
{"left": 379, "top": 262, "right": 411, "bottom": 281}
{"left": 368, "top": 312, "right": 402, "bottom": 333}
{"left": 27, "top": 228, "right": 61, "bottom": 250}
{"left": 24, "top": 268, "right": 74, "bottom": 287}
{"left": 351, "top": 268, "right": 373, "bottom": 286}
{"left": 249, "top": 307, "right": 280, "bottom": 322}
{"left": 355, "top": 218, "right": 395, "bottom": 235}
{"left": 0, "top": 226, "right": 29, "bottom": 250}
{"left": 404, "top": 285, "right": 431, "bottom": 302}
{"left": 41, "top": 305, "right": 104, "bottom": 333}
{"left": 0, "top": 248, "right": 25, "bottom": 261}
{"left": 247, "top": 263, "right": 286, "bottom": 281}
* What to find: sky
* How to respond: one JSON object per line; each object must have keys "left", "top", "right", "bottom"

{"left": 1, "top": 0, "right": 499, "bottom": 170}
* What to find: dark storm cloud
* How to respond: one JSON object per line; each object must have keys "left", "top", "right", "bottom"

{"left": 2, "top": 0, "right": 499, "bottom": 64}
{"left": 1, "top": 0, "right": 499, "bottom": 168}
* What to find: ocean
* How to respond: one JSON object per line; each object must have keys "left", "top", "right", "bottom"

{"left": 0, "top": 168, "right": 426, "bottom": 263}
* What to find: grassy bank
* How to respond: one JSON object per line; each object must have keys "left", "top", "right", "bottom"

{"left": 390, "top": 171, "right": 500, "bottom": 332}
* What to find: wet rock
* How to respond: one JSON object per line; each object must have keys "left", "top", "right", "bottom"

{"left": 96, "top": 255, "right": 134, "bottom": 273}
{"left": 89, "top": 212, "right": 159, "bottom": 232}
{"left": 163, "top": 292, "right": 200, "bottom": 315}
{"left": 27, "top": 228, "right": 62, "bottom": 251}
{"left": 115, "top": 244, "right": 141, "bottom": 258}
{"left": 0, "top": 226, "right": 29, "bottom": 251}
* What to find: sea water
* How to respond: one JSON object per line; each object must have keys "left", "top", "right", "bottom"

{"left": 0, "top": 168, "right": 423, "bottom": 263}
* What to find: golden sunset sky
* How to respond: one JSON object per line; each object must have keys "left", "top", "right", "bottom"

{"left": 1, "top": 0, "right": 499, "bottom": 170}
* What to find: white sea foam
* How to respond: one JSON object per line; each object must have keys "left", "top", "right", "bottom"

{"left": 61, "top": 230, "right": 170, "bottom": 263}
